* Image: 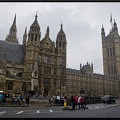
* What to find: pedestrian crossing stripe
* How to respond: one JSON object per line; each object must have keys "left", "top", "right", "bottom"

{"left": 37, "top": 110, "right": 40, "bottom": 113}
{"left": 0, "top": 111, "right": 6, "bottom": 114}
{"left": 16, "top": 111, "right": 23, "bottom": 114}
{"left": 49, "top": 109, "right": 53, "bottom": 112}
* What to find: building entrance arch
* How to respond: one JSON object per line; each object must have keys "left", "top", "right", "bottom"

{"left": 44, "top": 89, "right": 48, "bottom": 97}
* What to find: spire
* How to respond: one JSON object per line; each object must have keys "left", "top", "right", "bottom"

{"left": 13, "top": 14, "right": 16, "bottom": 26}
{"left": 110, "top": 12, "right": 113, "bottom": 30}
{"left": 35, "top": 11, "right": 38, "bottom": 22}
{"left": 24, "top": 27, "right": 27, "bottom": 36}
{"left": 47, "top": 26, "right": 49, "bottom": 35}
{"left": 30, "top": 12, "right": 40, "bottom": 30}
{"left": 101, "top": 25, "right": 105, "bottom": 36}
{"left": 45, "top": 26, "right": 50, "bottom": 38}
{"left": 57, "top": 21, "right": 66, "bottom": 38}
{"left": 23, "top": 27, "right": 27, "bottom": 45}
{"left": 5, "top": 14, "right": 18, "bottom": 43}
{"left": 113, "top": 19, "right": 118, "bottom": 32}
{"left": 61, "top": 21, "right": 63, "bottom": 29}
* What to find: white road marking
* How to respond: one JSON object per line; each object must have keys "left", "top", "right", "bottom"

{"left": 95, "top": 106, "right": 99, "bottom": 109}
{"left": 16, "top": 111, "right": 23, "bottom": 114}
{"left": 0, "top": 111, "right": 6, "bottom": 114}
{"left": 37, "top": 110, "right": 40, "bottom": 113}
{"left": 49, "top": 109, "right": 53, "bottom": 112}
{"left": 0, "top": 111, "right": 6, "bottom": 115}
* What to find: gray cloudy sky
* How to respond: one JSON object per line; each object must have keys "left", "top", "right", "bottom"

{"left": 0, "top": 2, "right": 119, "bottom": 74}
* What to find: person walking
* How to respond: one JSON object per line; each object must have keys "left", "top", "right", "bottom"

{"left": 80, "top": 96, "right": 85, "bottom": 109}
{"left": 71, "top": 95, "right": 75, "bottom": 110}
{"left": 78, "top": 95, "right": 81, "bottom": 109}
{"left": 16, "top": 94, "right": 21, "bottom": 105}
{"left": 2, "top": 92, "right": 7, "bottom": 105}
{"left": 12, "top": 94, "right": 15, "bottom": 103}
{"left": 74, "top": 95, "right": 78, "bottom": 109}
{"left": 25, "top": 93, "right": 30, "bottom": 106}
{"left": 0, "top": 93, "right": 3, "bottom": 105}
{"left": 20, "top": 94, "right": 23, "bottom": 103}
{"left": 83, "top": 96, "right": 87, "bottom": 108}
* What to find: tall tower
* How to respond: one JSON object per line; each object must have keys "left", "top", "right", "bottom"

{"left": 56, "top": 22, "right": 67, "bottom": 96}
{"left": 5, "top": 14, "right": 18, "bottom": 44}
{"left": 101, "top": 13, "right": 120, "bottom": 77}
{"left": 23, "top": 13, "right": 41, "bottom": 91}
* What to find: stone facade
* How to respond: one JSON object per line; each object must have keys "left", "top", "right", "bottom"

{"left": 0, "top": 13, "right": 120, "bottom": 98}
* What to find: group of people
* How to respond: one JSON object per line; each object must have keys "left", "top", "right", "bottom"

{"left": 70, "top": 95, "right": 87, "bottom": 110}
{"left": 0, "top": 92, "right": 8, "bottom": 105}
{"left": 0, "top": 92, "right": 30, "bottom": 106}
{"left": 12, "top": 93, "right": 30, "bottom": 106}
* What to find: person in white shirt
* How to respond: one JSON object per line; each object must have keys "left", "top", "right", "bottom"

{"left": 78, "top": 95, "right": 81, "bottom": 109}
{"left": 56, "top": 95, "right": 60, "bottom": 105}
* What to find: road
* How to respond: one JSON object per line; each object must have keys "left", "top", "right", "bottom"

{"left": 0, "top": 99, "right": 120, "bottom": 118}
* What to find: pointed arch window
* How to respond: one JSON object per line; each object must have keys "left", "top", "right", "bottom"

{"left": 39, "top": 55, "right": 41, "bottom": 62}
{"left": 6, "top": 70, "right": 11, "bottom": 76}
{"left": 31, "top": 34, "right": 33, "bottom": 41}
{"left": 7, "top": 82, "right": 13, "bottom": 90}
{"left": 108, "top": 66, "right": 110, "bottom": 75}
{"left": 22, "top": 83, "right": 26, "bottom": 91}
{"left": 63, "top": 43, "right": 65, "bottom": 50}
{"left": 34, "top": 71, "right": 37, "bottom": 77}
{"left": 112, "top": 47, "right": 115, "bottom": 56}
{"left": 45, "top": 56, "right": 47, "bottom": 63}
{"left": 35, "top": 34, "right": 37, "bottom": 41}
{"left": 114, "top": 65, "right": 116, "bottom": 74}
{"left": 44, "top": 78, "right": 50, "bottom": 86}
{"left": 16, "top": 72, "right": 22, "bottom": 77}
{"left": 59, "top": 42, "right": 62, "bottom": 49}
{"left": 110, "top": 48, "right": 112, "bottom": 57}
{"left": 107, "top": 48, "right": 109, "bottom": 58}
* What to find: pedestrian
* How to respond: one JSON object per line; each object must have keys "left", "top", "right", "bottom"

{"left": 74, "top": 95, "right": 78, "bottom": 109}
{"left": 12, "top": 94, "right": 15, "bottom": 103}
{"left": 25, "top": 93, "right": 30, "bottom": 106}
{"left": 0, "top": 93, "right": 3, "bottom": 105}
{"left": 80, "top": 96, "right": 85, "bottom": 109}
{"left": 78, "top": 95, "right": 81, "bottom": 109}
{"left": 56, "top": 95, "right": 60, "bottom": 105}
{"left": 71, "top": 95, "right": 75, "bottom": 110}
{"left": 2, "top": 92, "right": 7, "bottom": 104}
{"left": 16, "top": 94, "right": 21, "bottom": 105}
{"left": 48, "top": 96, "right": 53, "bottom": 106}
{"left": 84, "top": 96, "right": 87, "bottom": 108}
{"left": 20, "top": 94, "right": 23, "bottom": 102}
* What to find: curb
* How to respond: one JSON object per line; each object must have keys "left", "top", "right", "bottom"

{"left": 62, "top": 106, "right": 89, "bottom": 110}
{"left": 0, "top": 105, "right": 29, "bottom": 107}
{"left": 62, "top": 107, "right": 73, "bottom": 110}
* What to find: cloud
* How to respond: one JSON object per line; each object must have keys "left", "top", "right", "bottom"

{"left": 0, "top": 2, "right": 120, "bottom": 74}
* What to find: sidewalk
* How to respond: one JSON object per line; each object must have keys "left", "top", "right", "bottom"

{"left": 1, "top": 98, "right": 120, "bottom": 107}
{"left": 0, "top": 97, "right": 54, "bottom": 107}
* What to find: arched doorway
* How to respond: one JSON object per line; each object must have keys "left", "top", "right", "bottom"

{"left": 44, "top": 89, "right": 48, "bottom": 97}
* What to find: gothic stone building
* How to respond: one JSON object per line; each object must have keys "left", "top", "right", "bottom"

{"left": 0, "top": 14, "right": 120, "bottom": 97}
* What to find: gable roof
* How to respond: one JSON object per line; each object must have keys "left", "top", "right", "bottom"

{"left": 0, "top": 40, "right": 25, "bottom": 63}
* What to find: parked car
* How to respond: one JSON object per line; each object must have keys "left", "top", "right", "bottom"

{"left": 102, "top": 95, "right": 116, "bottom": 104}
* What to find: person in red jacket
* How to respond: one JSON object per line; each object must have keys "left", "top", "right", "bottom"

{"left": 80, "top": 96, "right": 85, "bottom": 108}
{"left": 74, "top": 95, "right": 78, "bottom": 109}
